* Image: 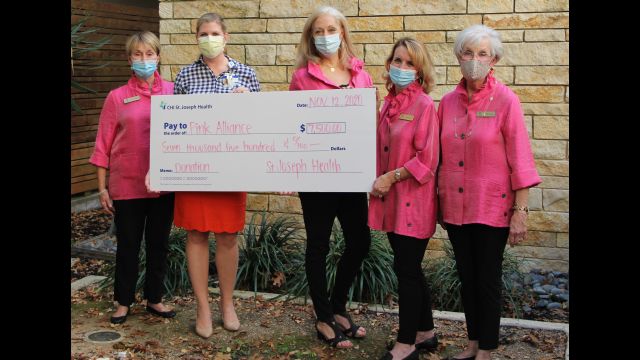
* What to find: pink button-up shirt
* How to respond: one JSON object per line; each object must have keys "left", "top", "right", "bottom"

{"left": 289, "top": 56, "right": 373, "bottom": 90}
{"left": 89, "top": 72, "right": 174, "bottom": 200}
{"left": 437, "top": 73, "right": 541, "bottom": 227}
{"left": 368, "top": 81, "right": 440, "bottom": 239}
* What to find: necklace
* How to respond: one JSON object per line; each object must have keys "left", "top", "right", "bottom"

{"left": 321, "top": 61, "right": 338, "bottom": 72}
{"left": 454, "top": 90, "right": 495, "bottom": 139}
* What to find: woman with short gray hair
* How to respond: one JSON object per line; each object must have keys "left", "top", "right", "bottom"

{"left": 437, "top": 24, "right": 541, "bottom": 360}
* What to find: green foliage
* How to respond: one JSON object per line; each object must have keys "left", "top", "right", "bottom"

{"left": 71, "top": 16, "right": 111, "bottom": 113}
{"left": 236, "top": 211, "right": 305, "bottom": 295}
{"left": 424, "top": 241, "right": 530, "bottom": 318}
{"left": 285, "top": 224, "right": 397, "bottom": 306}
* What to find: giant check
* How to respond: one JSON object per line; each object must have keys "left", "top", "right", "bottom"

{"left": 149, "top": 88, "right": 376, "bottom": 192}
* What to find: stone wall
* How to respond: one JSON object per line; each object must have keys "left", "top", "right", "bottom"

{"left": 159, "top": 0, "right": 569, "bottom": 272}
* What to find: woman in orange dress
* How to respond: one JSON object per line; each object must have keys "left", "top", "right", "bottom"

{"left": 172, "top": 12, "right": 260, "bottom": 338}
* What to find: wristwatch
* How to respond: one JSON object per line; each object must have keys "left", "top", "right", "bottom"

{"left": 394, "top": 168, "right": 401, "bottom": 182}
{"left": 512, "top": 203, "right": 529, "bottom": 214}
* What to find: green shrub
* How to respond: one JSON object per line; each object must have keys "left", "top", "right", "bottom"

{"left": 285, "top": 224, "right": 397, "bottom": 306}
{"left": 236, "top": 211, "right": 305, "bottom": 295}
{"left": 424, "top": 241, "right": 530, "bottom": 318}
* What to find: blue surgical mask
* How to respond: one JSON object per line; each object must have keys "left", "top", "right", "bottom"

{"left": 131, "top": 59, "right": 158, "bottom": 79}
{"left": 389, "top": 65, "right": 417, "bottom": 88}
{"left": 314, "top": 33, "right": 341, "bottom": 56}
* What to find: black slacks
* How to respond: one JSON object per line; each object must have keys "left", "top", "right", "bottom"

{"left": 112, "top": 193, "right": 174, "bottom": 306}
{"left": 445, "top": 223, "right": 509, "bottom": 350}
{"left": 298, "top": 192, "right": 371, "bottom": 323}
{"left": 388, "top": 232, "right": 435, "bottom": 344}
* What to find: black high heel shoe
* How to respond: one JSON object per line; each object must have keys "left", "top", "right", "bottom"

{"left": 379, "top": 347, "right": 420, "bottom": 360}
{"left": 335, "top": 312, "right": 366, "bottom": 338}
{"left": 110, "top": 306, "right": 130, "bottom": 324}
{"left": 315, "top": 320, "right": 352, "bottom": 348}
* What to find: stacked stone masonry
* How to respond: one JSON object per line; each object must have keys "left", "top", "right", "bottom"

{"left": 159, "top": 0, "right": 569, "bottom": 272}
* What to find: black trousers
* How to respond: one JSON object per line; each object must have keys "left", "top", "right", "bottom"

{"left": 445, "top": 223, "right": 509, "bottom": 350}
{"left": 299, "top": 192, "right": 371, "bottom": 323}
{"left": 388, "top": 232, "right": 435, "bottom": 344}
{"left": 113, "top": 193, "right": 175, "bottom": 306}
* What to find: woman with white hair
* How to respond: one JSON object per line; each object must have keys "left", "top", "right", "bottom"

{"left": 437, "top": 25, "right": 541, "bottom": 360}
{"left": 289, "top": 5, "right": 373, "bottom": 349}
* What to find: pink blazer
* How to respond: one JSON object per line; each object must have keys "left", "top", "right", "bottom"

{"left": 437, "top": 72, "right": 541, "bottom": 227}
{"left": 289, "top": 56, "right": 373, "bottom": 90}
{"left": 90, "top": 72, "right": 174, "bottom": 200}
{"left": 368, "top": 81, "right": 440, "bottom": 239}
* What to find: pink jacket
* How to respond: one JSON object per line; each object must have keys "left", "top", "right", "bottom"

{"left": 89, "top": 72, "right": 174, "bottom": 200}
{"left": 368, "top": 82, "right": 440, "bottom": 239}
{"left": 437, "top": 72, "right": 541, "bottom": 227}
{"left": 289, "top": 57, "right": 373, "bottom": 90}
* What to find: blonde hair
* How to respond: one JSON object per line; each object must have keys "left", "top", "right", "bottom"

{"left": 384, "top": 37, "right": 435, "bottom": 94}
{"left": 125, "top": 31, "right": 160, "bottom": 56}
{"left": 294, "top": 6, "right": 356, "bottom": 69}
{"left": 196, "top": 12, "right": 227, "bottom": 34}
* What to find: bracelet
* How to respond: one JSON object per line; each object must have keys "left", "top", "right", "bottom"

{"left": 98, "top": 189, "right": 108, "bottom": 195}
{"left": 394, "top": 168, "right": 401, "bottom": 182}
{"left": 512, "top": 203, "right": 529, "bottom": 214}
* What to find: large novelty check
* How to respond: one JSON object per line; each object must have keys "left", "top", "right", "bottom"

{"left": 149, "top": 88, "right": 376, "bottom": 192}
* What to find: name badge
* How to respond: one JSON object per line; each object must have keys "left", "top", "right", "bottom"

{"left": 476, "top": 111, "right": 496, "bottom": 117}
{"left": 123, "top": 95, "right": 140, "bottom": 104}
{"left": 223, "top": 73, "right": 239, "bottom": 88}
{"left": 399, "top": 113, "right": 414, "bottom": 121}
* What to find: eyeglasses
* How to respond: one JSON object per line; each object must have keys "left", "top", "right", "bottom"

{"left": 460, "top": 50, "right": 492, "bottom": 62}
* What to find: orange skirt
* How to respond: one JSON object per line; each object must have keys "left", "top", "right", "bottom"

{"left": 174, "top": 192, "right": 246, "bottom": 233}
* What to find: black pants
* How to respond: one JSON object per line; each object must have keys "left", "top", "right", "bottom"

{"left": 299, "top": 192, "right": 371, "bottom": 323}
{"left": 388, "top": 232, "right": 434, "bottom": 344}
{"left": 445, "top": 223, "right": 509, "bottom": 350}
{"left": 113, "top": 193, "right": 175, "bottom": 306}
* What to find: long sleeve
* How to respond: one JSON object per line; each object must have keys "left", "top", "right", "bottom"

{"left": 403, "top": 102, "right": 440, "bottom": 185}
{"left": 502, "top": 95, "right": 541, "bottom": 190}
{"left": 89, "top": 91, "right": 119, "bottom": 168}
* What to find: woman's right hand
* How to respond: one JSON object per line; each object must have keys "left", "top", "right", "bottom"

{"left": 145, "top": 170, "right": 160, "bottom": 194}
{"left": 99, "top": 189, "right": 115, "bottom": 215}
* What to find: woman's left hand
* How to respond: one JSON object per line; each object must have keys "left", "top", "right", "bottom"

{"left": 370, "top": 173, "right": 393, "bottom": 198}
{"left": 508, "top": 210, "right": 528, "bottom": 247}
{"left": 233, "top": 86, "right": 249, "bottom": 93}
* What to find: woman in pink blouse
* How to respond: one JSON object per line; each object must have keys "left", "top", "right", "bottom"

{"left": 289, "top": 6, "right": 372, "bottom": 350}
{"left": 437, "top": 25, "right": 541, "bottom": 360}
{"left": 368, "top": 38, "right": 439, "bottom": 360}
{"left": 90, "top": 31, "right": 176, "bottom": 324}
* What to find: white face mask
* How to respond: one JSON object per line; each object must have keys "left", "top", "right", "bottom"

{"left": 198, "top": 35, "right": 225, "bottom": 59}
{"left": 460, "top": 59, "right": 492, "bottom": 81}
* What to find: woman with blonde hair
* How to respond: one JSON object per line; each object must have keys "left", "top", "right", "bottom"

{"left": 171, "top": 12, "right": 260, "bottom": 339}
{"left": 369, "top": 38, "right": 440, "bottom": 360}
{"left": 91, "top": 31, "right": 176, "bottom": 325}
{"left": 289, "top": 5, "right": 373, "bottom": 349}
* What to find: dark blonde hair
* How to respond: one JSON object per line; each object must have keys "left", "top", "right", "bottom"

{"left": 384, "top": 38, "right": 435, "bottom": 94}
{"left": 125, "top": 31, "right": 160, "bottom": 56}
{"left": 196, "top": 12, "right": 227, "bottom": 35}
{"left": 294, "top": 6, "right": 356, "bottom": 69}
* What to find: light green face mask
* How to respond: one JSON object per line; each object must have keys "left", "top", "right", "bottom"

{"left": 198, "top": 35, "right": 225, "bottom": 59}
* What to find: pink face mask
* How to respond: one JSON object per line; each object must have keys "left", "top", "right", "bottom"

{"left": 460, "top": 59, "right": 491, "bottom": 81}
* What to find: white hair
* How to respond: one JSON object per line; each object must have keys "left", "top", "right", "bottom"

{"left": 453, "top": 24, "right": 503, "bottom": 62}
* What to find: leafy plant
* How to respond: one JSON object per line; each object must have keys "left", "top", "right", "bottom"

{"left": 71, "top": 16, "right": 111, "bottom": 113}
{"left": 98, "top": 227, "right": 204, "bottom": 297}
{"left": 236, "top": 211, "right": 305, "bottom": 295}
{"left": 424, "top": 241, "right": 530, "bottom": 318}
{"left": 285, "top": 224, "right": 397, "bottom": 306}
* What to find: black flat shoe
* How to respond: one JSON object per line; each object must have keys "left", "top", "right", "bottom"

{"left": 146, "top": 305, "right": 176, "bottom": 318}
{"left": 110, "top": 306, "right": 130, "bottom": 324}
{"left": 445, "top": 356, "right": 476, "bottom": 360}
{"left": 415, "top": 333, "right": 438, "bottom": 352}
{"left": 379, "top": 348, "right": 420, "bottom": 360}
